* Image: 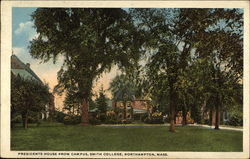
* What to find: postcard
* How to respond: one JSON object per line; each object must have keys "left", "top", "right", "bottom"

{"left": 1, "top": 0, "right": 249, "bottom": 158}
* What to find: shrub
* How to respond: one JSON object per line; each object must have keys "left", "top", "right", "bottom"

{"left": 201, "top": 119, "right": 210, "bottom": 125}
{"left": 63, "top": 115, "right": 81, "bottom": 125}
{"left": 54, "top": 111, "right": 67, "bottom": 123}
{"left": 122, "top": 119, "right": 133, "bottom": 124}
{"left": 104, "top": 118, "right": 117, "bottom": 124}
{"left": 89, "top": 118, "right": 101, "bottom": 125}
{"left": 225, "top": 115, "right": 243, "bottom": 126}
{"left": 143, "top": 112, "right": 164, "bottom": 124}
{"left": 11, "top": 114, "right": 22, "bottom": 123}
{"left": 28, "top": 116, "right": 38, "bottom": 123}
{"left": 98, "top": 113, "right": 107, "bottom": 123}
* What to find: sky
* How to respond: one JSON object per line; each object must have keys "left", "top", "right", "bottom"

{"left": 12, "top": 7, "right": 120, "bottom": 110}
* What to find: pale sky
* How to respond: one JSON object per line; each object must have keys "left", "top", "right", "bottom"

{"left": 12, "top": 7, "right": 120, "bottom": 110}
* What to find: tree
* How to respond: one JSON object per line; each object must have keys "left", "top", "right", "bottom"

{"left": 193, "top": 19, "right": 243, "bottom": 129}
{"left": 109, "top": 74, "right": 143, "bottom": 100}
{"left": 131, "top": 8, "right": 183, "bottom": 132}
{"left": 63, "top": 88, "right": 81, "bottom": 115}
{"left": 131, "top": 8, "right": 243, "bottom": 131}
{"left": 30, "top": 8, "right": 143, "bottom": 125}
{"left": 183, "top": 53, "right": 243, "bottom": 128}
{"left": 11, "top": 74, "right": 50, "bottom": 129}
{"left": 96, "top": 86, "right": 108, "bottom": 114}
{"left": 146, "top": 41, "right": 180, "bottom": 132}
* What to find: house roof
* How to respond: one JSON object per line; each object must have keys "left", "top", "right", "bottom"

{"left": 11, "top": 55, "right": 43, "bottom": 83}
{"left": 133, "top": 109, "right": 147, "bottom": 114}
{"left": 12, "top": 69, "right": 36, "bottom": 80}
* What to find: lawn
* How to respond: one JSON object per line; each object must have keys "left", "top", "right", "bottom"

{"left": 11, "top": 122, "right": 243, "bottom": 151}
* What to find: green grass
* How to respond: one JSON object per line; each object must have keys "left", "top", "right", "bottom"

{"left": 11, "top": 122, "right": 243, "bottom": 151}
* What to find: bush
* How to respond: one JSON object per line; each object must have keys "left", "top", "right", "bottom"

{"left": 89, "top": 118, "right": 101, "bottom": 125}
{"left": 144, "top": 117, "right": 164, "bottom": 124}
{"left": 104, "top": 118, "right": 132, "bottom": 124}
{"left": 224, "top": 109, "right": 243, "bottom": 126}
{"left": 28, "top": 116, "right": 38, "bottom": 123}
{"left": 98, "top": 113, "right": 107, "bottom": 123}
{"left": 225, "top": 115, "right": 243, "bottom": 126}
{"left": 122, "top": 119, "right": 133, "bottom": 124}
{"left": 140, "top": 114, "right": 148, "bottom": 122}
{"left": 63, "top": 115, "right": 81, "bottom": 125}
{"left": 201, "top": 119, "right": 210, "bottom": 125}
{"left": 55, "top": 111, "right": 67, "bottom": 123}
{"left": 11, "top": 114, "right": 22, "bottom": 123}
{"left": 104, "top": 118, "right": 117, "bottom": 124}
{"left": 144, "top": 112, "right": 164, "bottom": 124}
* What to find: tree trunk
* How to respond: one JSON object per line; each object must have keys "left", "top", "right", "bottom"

{"left": 169, "top": 92, "right": 176, "bottom": 132}
{"left": 214, "top": 104, "right": 220, "bottom": 130}
{"left": 22, "top": 114, "right": 25, "bottom": 128}
{"left": 22, "top": 112, "right": 28, "bottom": 129}
{"left": 169, "top": 106, "right": 175, "bottom": 132}
{"left": 182, "top": 105, "right": 187, "bottom": 126}
{"left": 123, "top": 101, "right": 126, "bottom": 120}
{"left": 81, "top": 98, "right": 89, "bottom": 125}
{"left": 24, "top": 115, "right": 28, "bottom": 129}
{"left": 209, "top": 110, "right": 212, "bottom": 126}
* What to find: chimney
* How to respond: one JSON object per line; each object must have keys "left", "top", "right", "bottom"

{"left": 26, "top": 63, "right": 30, "bottom": 68}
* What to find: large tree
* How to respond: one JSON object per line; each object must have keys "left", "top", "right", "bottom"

{"left": 131, "top": 8, "right": 243, "bottom": 131}
{"left": 29, "top": 8, "right": 143, "bottom": 125}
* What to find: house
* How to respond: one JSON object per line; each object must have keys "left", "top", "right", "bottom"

{"left": 11, "top": 54, "right": 55, "bottom": 120}
{"left": 112, "top": 89, "right": 152, "bottom": 120}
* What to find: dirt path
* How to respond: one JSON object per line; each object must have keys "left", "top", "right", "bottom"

{"left": 98, "top": 123, "right": 243, "bottom": 131}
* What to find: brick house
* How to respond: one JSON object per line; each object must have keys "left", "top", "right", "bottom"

{"left": 112, "top": 100, "right": 152, "bottom": 120}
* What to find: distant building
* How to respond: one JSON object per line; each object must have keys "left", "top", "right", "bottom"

{"left": 11, "top": 54, "right": 43, "bottom": 83}
{"left": 112, "top": 89, "right": 152, "bottom": 120}
{"left": 113, "top": 99, "right": 152, "bottom": 121}
{"left": 11, "top": 54, "right": 55, "bottom": 120}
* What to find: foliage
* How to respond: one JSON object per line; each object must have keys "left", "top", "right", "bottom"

{"left": 11, "top": 74, "right": 50, "bottom": 128}
{"left": 109, "top": 75, "right": 133, "bottom": 102}
{"left": 12, "top": 112, "right": 41, "bottom": 127}
{"left": 29, "top": 8, "right": 243, "bottom": 129}
{"left": 11, "top": 75, "right": 50, "bottom": 114}
{"left": 89, "top": 98, "right": 97, "bottom": 111}
{"left": 11, "top": 114, "right": 22, "bottom": 123}
{"left": 225, "top": 104, "right": 243, "bottom": 126}
{"left": 63, "top": 115, "right": 81, "bottom": 125}
{"left": 63, "top": 87, "right": 81, "bottom": 115}
{"left": 109, "top": 72, "right": 145, "bottom": 100}
{"left": 30, "top": 8, "right": 143, "bottom": 124}
{"left": 97, "top": 113, "right": 107, "bottom": 123}
{"left": 54, "top": 110, "right": 67, "bottom": 123}
{"left": 225, "top": 115, "right": 243, "bottom": 126}
{"left": 89, "top": 118, "right": 101, "bottom": 125}
{"left": 130, "top": 8, "right": 243, "bottom": 130}
{"left": 105, "top": 110, "right": 117, "bottom": 123}
{"left": 144, "top": 112, "right": 164, "bottom": 124}
{"left": 95, "top": 86, "right": 108, "bottom": 114}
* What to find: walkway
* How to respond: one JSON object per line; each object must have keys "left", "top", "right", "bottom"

{"left": 98, "top": 123, "right": 243, "bottom": 131}
{"left": 188, "top": 123, "right": 243, "bottom": 131}
{"left": 97, "top": 123, "right": 168, "bottom": 127}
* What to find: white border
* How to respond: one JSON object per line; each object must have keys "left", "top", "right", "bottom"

{"left": 1, "top": 1, "right": 249, "bottom": 158}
